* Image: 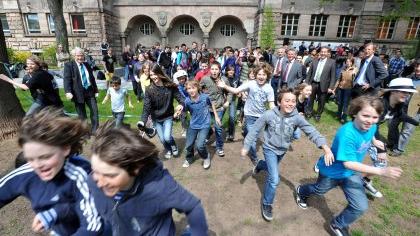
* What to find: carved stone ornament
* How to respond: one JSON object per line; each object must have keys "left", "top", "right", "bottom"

{"left": 158, "top": 12, "right": 167, "bottom": 26}
{"left": 202, "top": 12, "right": 211, "bottom": 27}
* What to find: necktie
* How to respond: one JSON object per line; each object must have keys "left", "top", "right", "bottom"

{"left": 275, "top": 58, "right": 282, "bottom": 75}
{"left": 80, "top": 64, "right": 89, "bottom": 89}
{"left": 315, "top": 60, "right": 324, "bottom": 82}
{"left": 282, "top": 62, "right": 290, "bottom": 82}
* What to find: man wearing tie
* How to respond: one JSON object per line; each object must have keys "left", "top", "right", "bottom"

{"left": 271, "top": 48, "right": 286, "bottom": 103}
{"left": 64, "top": 47, "right": 99, "bottom": 133}
{"left": 278, "top": 49, "right": 303, "bottom": 90}
{"left": 352, "top": 43, "right": 388, "bottom": 99}
{"left": 306, "top": 47, "right": 336, "bottom": 122}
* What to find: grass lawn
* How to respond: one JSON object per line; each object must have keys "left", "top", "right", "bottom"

{"left": 14, "top": 88, "right": 420, "bottom": 236}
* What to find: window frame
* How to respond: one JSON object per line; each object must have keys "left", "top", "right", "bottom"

{"left": 179, "top": 23, "right": 195, "bottom": 36}
{"left": 220, "top": 24, "right": 236, "bottom": 37}
{"left": 337, "top": 15, "right": 357, "bottom": 38}
{"left": 25, "top": 13, "right": 41, "bottom": 34}
{"left": 281, "top": 14, "right": 299, "bottom": 36}
{"left": 139, "top": 23, "right": 154, "bottom": 35}
{"left": 47, "top": 13, "right": 55, "bottom": 34}
{"left": 376, "top": 18, "right": 396, "bottom": 39}
{"left": 70, "top": 14, "right": 86, "bottom": 34}
{"left": 1, "top": 14, "right": 10, "bottom": 34}
{"left": 309, "top": 14, "right": 328, "bottom": 37}
{"left": 405, "top": 17, "right": 419, "bottom": 40}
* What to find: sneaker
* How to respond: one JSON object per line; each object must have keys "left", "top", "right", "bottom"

{"left": 164, "top": 151, "right": 172, "bottom": 159}
{"left": 203, "top": 154, "right": 211, "bottom": 169}
{"left": 226, "top": 135, "right": 234, "bottom": 142}
{"left": 294, "top": 186, "right": 308, "bottom": 209}
{"left": 330, "top": 222, "right": 350, "bottom": 236}
{"left": 182, "top": 160, "right": 190, "bottom": 168}
{"left": 389, "top": 149, "right": 402, "bottom": 157}
{"left": 314, "top": 163, "right": 319, "bottom": 173}
{"left": 252, "top": 159, "right": 262, "bottom": 175}
{"left": 261, "top": 204, "right": 273, "bottom": 221}
{"left": 171, "top": 145, "right": 179, "bottom": 157}
{"left": 181, "top": 130, "right": 187, "bottom": 137}
{"left": 363, "top": 178, "right": 383, "bottom": 198}
{"left": 216, "top": 149, "right": 225, "bottom": 157}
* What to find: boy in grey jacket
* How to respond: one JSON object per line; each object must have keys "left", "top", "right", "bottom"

{"left": 241, "top": 88, "right": 334, "bottom": 222}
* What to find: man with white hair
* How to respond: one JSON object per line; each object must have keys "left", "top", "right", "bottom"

{"left": 64, "top": 47, "right": 99, "bottom": 133}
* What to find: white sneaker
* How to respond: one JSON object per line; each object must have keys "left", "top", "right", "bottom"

{"left": 164, "top": 151, "right": 172, "bottom": 159}
{"left": 182, "top": 160, "right": 190, "bottom": 168}
{"left": 314, "top": 163, "right": 319, "bottom": 173}
{"left": 171, "top": 145, "right": 179, "bottom": 156}
{"left": 203, "top": 154, "right": 211, "bottom": 169}
{"left": 363, "top": 178, "right": 383, "bottom": 198}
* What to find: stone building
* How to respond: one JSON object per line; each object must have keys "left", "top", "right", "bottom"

{"left": 1, "top": 0, "right": 418, "bottom": 61}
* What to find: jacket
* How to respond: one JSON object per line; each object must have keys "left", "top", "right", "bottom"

{"left": 0, "top": 155, "right": 103, "bottom": 235}
{"left": 243, "top": 107, "right": 327, "bottom": 155}
{"left": 63, "top": 60, "right": 99, "bottom": 104}
{"left": 88, "top": 161, "right": 208, "bottom": 236}
{"left": 200, "top": 75, "right": 232, "bottom": 110}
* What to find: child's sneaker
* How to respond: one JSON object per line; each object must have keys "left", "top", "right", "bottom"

{"left": 216, "top": 149, "right": 225, "bottom": 157}
{"left": 164, "top": 151, "right": 172, "bottom": 159}
{"left": 294, "top": 186, "right": 308, "bottom": 209}
{"left": 363, "top": 178, "right": 383, "bottom": 198}
{"left": 261, "top": 203, "right": 273, "bottom": 221}
{"left": 314, "top": 163, "right": 319, "bottom": 173}
{"left": 330, "top": 222, "right": 350, "bottom": 236}
{"left": 171, "top": 145, "right": 179, "bottom": 157}
{"left": 203, "top": 154, "right": 211, "bottom": 169}
{"left": 182, "top": 160, "right": 190, "bottom": 168}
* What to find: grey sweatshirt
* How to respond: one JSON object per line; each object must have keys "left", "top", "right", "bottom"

{"left": 200, "top": 75, "right": 232, "bottom": 110}
{"left": 243, "top": 107, "right": 327, "bottom": 155}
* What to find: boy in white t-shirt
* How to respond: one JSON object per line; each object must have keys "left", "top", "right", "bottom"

{"left": 102, "top": 76, "right": 133, "bottom": 127}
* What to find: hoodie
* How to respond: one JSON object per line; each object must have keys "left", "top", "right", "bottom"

{"left": 243, "top": 107, "right": 327, "bottom": 155}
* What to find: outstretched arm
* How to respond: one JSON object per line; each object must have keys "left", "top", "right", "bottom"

{"left": 0, "top": 74, "right": 29, "bottom": 90}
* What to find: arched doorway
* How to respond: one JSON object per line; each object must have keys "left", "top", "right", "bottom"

{"left": 125, "top": 15, "right": 161, "bottom": 49}
{"left": 209, "top": 16, "right": 247, "bottom": 49}
{"left": 167, "top": 15, "right": 203, "bottom": 47}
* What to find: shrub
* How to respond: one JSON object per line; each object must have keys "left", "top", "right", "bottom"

{"left": 13, "top": 51, "right": 31, "bottom": 64}
{"left": 42, "top": 44, "right": 57, "bottom": 66}
{"left": 6, "top": 48, "right": 15, "bottom": 63}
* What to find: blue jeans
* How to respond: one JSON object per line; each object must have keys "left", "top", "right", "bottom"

{"left": 298, "top": 174, "right": 369, "bottom": 229}
{"left": 26, "top": 101, "right": 45, "bottom": 116}
{"left": 255, "top": 148, "right": 285, "bottom": 205}
{"left": 398, "top": 112, "right": 420, "bottom": 152}
{"left": 209, "top": 110, "right": 225, "bottom": 150}
{"left": 243, "top": 115, "right": 259, "bottom": 162}
{"left": 185, "top": 127, "right": 210, "bottom": 162}
{"left": 112, "top": 112, "right": 125, "bottom": 128}
{"left": 337, "top": 88, "right": 352, "bottom": 120}
{"left": 123, "top": 65, "right": 129, "bottom": 81}
{"left": 228, "top": 97, "right": 236, "bottom": 137}
{"left": 154, "top": 117, "right": 176, "bottom": 152}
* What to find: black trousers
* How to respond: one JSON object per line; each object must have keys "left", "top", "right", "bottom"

{"left": 75, "top": 96, "right": 99, "bottom": 133}
{"left": 308, "top": 82, "right": 328, "bottom": 118}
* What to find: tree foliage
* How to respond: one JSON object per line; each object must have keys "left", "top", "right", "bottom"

{"left": 260, "top": 5, "right": 275, "bottom": 49}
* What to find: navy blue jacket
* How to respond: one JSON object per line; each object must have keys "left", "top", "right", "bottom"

{"left": 88, "top": 161, "right": 208, "bottom": 236}
{"left": 0, "top": 155, "right": 103, "bottom": 235}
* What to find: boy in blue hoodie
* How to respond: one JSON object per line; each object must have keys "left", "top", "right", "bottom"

{"left": 241, "top": 88, "right": 334, "bottom": 222}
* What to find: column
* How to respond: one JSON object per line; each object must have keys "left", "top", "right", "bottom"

{"left": 120, "top": 34, "right": 127, "bottom": 51}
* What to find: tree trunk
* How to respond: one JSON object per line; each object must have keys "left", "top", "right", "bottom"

{"left": 47, "top": 0, "right": 69, "bottom": 53}
{"left": 0, "top": 22, "right": 25, "bottom": 141}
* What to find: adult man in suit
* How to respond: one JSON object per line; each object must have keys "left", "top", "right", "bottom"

{"left": 306, "top": 46, "right": 336, "bottom": 122}
{"left": 352, "top": 43, "right": 388, "bottom": 98}
{"left": 64, "top": 47, "right": 99, "bottom": 133}
{"left": 278, "top": 48, "right": 303, "bottom": 89}
{"left": 271, "top": 47, "right": 286, "bottom": 103}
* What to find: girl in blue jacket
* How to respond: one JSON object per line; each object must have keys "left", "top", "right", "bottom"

{"left": 89, "top": 122, "right": 208, "bottom": 236}
{"left": 0, "top": 108, "right": 103, "bottom": 235}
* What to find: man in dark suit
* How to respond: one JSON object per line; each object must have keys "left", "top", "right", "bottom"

{"left": 64, "top": 47, "right": 99, "bottom": 133}
{"left": 306, "top": 46, "right": 336, "bottom": 122}
{"left": 271, "top": 47, "right": 286, "bottom": 103}
{"left": 278, "top": 48, "right": 303, "bottom": 89}
{"left": 352, "top": 43, "right": 388, "bottom": 98}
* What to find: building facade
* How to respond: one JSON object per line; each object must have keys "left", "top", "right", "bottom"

{"left": 1, "top": 0, "right": 419, "bottom": 61}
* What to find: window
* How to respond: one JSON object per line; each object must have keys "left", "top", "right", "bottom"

{"left": 406, "top": 17, "right": 419, "bottom": 39}
{"left": 179, "top": 23, "right": 194, "bottom": 35}
{"left": 1, "top": 14, "right": 10, "bottom": 34}
{"left": 71, "top": 14, "right": 86, "bottom": 33}
{"left": 337, "top": 16, "right": 357, "bottom": 38}
{"left": 281, "top": 14, "right": 299, "bottom": 36}
{"left": 376, "top": 18, "right": 396, "bottom": 39}
{"left": 220, "top": 24, "right": 236, "bottom": 36}
{"left": 25, "top": 14, "right": 41, "bottom": 33}
{"left": 309, "top": 15, "right": 328, "bottom": 37}
{"left": 140, "top": 23, "right": 154, "bottom": 35}
{"left": 47, "top": 14, "right": 55, "bottom": 34}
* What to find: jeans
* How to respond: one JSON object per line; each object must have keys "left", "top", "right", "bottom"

{"left": 154, "top": 117, "right": 176, "bottom": 152}
{"left": 243, "top": 115, "right": 259, "bottom": 162}
{"left": 112, "top": 112, "right": 125, "bottom": 128}
{"left": 124, "top": 65, "right": 129, "bottom": 81}
{"left": 298, "top": 174, "right": 369, "bottom": 229}
{"left": 209, "top": 110, "right": 225, "bottom": 150}
{"left": 270, "top": 76, "right": 280, "bottom": 105}
{"left": 337, "top": 88, "right": 352, "bottom": 120}
{"left": 255, "top": 148, "right": 285, "bottom": 206}
{"left": 398, "top": 112, "right": 420, "bottom": 152}
{"left": 228, "top": 97, "right": 236, "bottom": 137}
{"left": 74, "top": 96, "right": 99, "bottom": 133}
{"left": 185, "top": 127, "right": 210, "bottom": 162}
{"left": 26, "top": 101, "right": 45, "bottom": 116}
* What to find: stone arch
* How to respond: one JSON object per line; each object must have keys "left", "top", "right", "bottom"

{"left": 209, "top": 15, "right": 247, "bottom": 49}
{"left": 166, "top": 15, "right": 203, "bottom": 47}
{"left": 125, "top": 15, "right": 162, "bottom": 49}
